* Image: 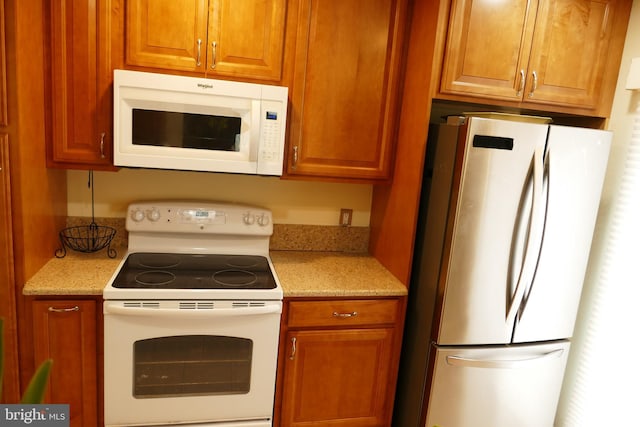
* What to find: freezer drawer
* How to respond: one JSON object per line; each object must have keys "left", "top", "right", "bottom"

{"left": 425, "top": 341, "right": 570, "bottom": 427}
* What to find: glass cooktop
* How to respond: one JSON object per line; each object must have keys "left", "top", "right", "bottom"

{"left": 111, "top": 253, "right": 277, "bottom": 290}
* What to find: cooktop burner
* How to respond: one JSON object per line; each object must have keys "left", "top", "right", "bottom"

{"left": 111, "top": 253, "right": 277, "bottom": 290}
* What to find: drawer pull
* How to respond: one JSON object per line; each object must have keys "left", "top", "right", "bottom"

{"left": 289, "top": 337, "right": 297, "bottom": 360}
{"left": 333, "top": 311, "right": 358, "bottom": 318}
{"left": 48, "top": 306, "right": 79, "bottom": 313}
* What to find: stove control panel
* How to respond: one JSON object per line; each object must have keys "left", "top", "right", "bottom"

{"left": 126, "top": 201, "right": 273, "bottom": 236}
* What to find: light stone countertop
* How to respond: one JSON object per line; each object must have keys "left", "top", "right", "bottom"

{"left": 23, "top": 249, "right": 407, "bottom": 298}
{"left": 269, "top": 251, "right": 407, "bottom": 297}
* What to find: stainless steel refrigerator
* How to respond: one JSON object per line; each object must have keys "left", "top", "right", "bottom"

{"left": 393, "top": 116, "right": 611, "bottom": 427}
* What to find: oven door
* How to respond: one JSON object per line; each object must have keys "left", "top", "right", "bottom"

{"left": 103, "top": 300, "right": 282, "bottom": 427}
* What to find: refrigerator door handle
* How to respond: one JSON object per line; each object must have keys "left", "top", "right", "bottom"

{"left": 445, "top": 349, "right": 564, "bottom": 369}
{"left": 506, "top": 144, "right": 546, "bottom": 325}
{"left": 517, "top": 146, "right": 551, "bottom": 319}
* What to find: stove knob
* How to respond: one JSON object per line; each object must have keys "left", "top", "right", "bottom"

{"left": 257, "top": 213, "right": 270, "bottom": 226}
{"left": 146, "top": 208, "right": 161, "bottom": 222}
{"left": 130, "top": 208, "right": 145, "bottom": 222}
{"left": 243, "top": 212, "right": 255, "bottom": 225}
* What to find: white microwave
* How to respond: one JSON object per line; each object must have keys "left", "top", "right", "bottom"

{"left": 113, "top": 69, "right": 288, "bottom": 176}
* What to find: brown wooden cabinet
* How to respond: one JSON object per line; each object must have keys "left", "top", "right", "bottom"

{"left": 0, "top": 133, "right": 19, "bottom": 402}
{"left": 45, "top": 0, "right": 119, "bottom": 170}
{"left": 276, "top": 298, "right": 405, "bottom": 426}
{"left": 126, "top": 0, "right": 286, "bottom": 81}
{"left": 31, "top": 299, "right": 100, "bottom": 427}
{"left": 0, "top": 0, "right": 6, "bottom": 127}
{"left": 285, "top": 0, "right": 408, "bottom": 182}
{"left": 439, "top": 0, "right": 632, "bottom": 116}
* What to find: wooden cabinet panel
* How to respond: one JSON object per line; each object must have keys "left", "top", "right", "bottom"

{"left": 439, "top": 0, "right": 632, "bottom": 115}
{"left": 280, "top": 328, "right": 395, "bottom": 426}
{"left": 207, "top": 0, "right": 286, "bottom": 79}
{"left": 440, "top": 0, "right": 538, "bottom": 100}
{"left": 32, "top": 299, "right": 98, "bottom": 427}
{"left": 524, "top": 0, "right": 616, "bottom": 108}
{"left": 126, "top": 0, "right": 286, "bottom": 81}
{"left": 276, "top": 297, "right": 405, "bottom": 426}
{"left": 286, "top": 0, "right": 407, "bottom": 181}
{"left": 0, "top": 0, "right": 6, "bottom": 126}
{"left": 288, "top": 299, "right": 400, "bottom": 328}
{"left": 46, "top": 0, "right": 115, "bottom": 169}
{"left": 0, "top": 134, "right": 20, "bottom": 402}
{"left": 126, "top": 0, "right": 209, "bottom": 72}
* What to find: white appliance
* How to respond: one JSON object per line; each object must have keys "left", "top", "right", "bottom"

{"left": 103, "top": 201, "right": 283, "bottom": 427}
{"left": 393, "top": 116, "right": 611, "bottom": 427}
{"left": 113, "top": 70, "right": 288, "bottom": 176}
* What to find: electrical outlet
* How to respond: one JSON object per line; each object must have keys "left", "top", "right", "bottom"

{"left": 340, "top": 208, "right": 353, "bottom": 226}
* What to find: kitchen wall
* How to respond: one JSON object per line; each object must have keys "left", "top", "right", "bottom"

{"left": 66, "top": 168, "right": 373, "bottom": 226}
{"left": 557, "top": 0, "right": 640, "bottom": 423}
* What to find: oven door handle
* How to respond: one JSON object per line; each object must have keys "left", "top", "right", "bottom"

{"left": 104, "top": 304, "right": 282, "bottom": 318}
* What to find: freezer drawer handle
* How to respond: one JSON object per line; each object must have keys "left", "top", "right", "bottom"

{"left": 445, "top": 349, "right": 564, "bottom": 369}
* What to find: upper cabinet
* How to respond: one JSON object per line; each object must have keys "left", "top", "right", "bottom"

{"left": 285, "top": 0, "right": 408, "bottom": 182}
{"left": 45, "top": 0, "right": 119, "bottom": 170}
{"left": 126, "top": 0, "right": 286, "bottom": 81}
{"left": 438, "top": 0, "right": 632, "bottom": 117}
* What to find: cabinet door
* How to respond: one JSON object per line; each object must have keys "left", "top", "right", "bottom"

{"left": 0, "top": 134, "right": 19, "bottom": 402}
{"left": 32, "top": 300, "right": 98, "bottom": 427}
{"left": 126, "top": 0, "right": 209, "bottom": 72}
{"left": 207, "top": 0, "right": 286, "bottom": 80}
{"left": 126, "top": 0, "right": 286, "bottom": 81}
{"left": 524, "top": 0, "right": 618, "bottom": 109}
{"left": 440, "top": 0, "right": 539, "bottom": 100}
{"left": 0, "top": 0, "right": 6, "bottom": 126}
{"left": 287, "top": 0, "right": 407, "bottom": 181}
{"left": 280, "top": 328, "right": 395, "bottom": 426}
{"left": 47, "top": 0, "right": 114, "bottom": 169}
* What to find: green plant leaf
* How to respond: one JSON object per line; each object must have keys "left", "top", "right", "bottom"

{"left": 20, "top": 359, "right": 53, "bottom": 404}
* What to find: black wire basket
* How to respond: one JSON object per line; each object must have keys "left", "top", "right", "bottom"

{"left": 55, "top": 222, "right": 117, "bottom": 258}
{"left": 55, "top": 171, "right": 117, "bottom": 258}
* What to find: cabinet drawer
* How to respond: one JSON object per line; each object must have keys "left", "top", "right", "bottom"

{"left": 288, "top": 299, "right": 399, "bottom": 328}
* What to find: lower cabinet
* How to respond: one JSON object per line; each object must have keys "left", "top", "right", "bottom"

{"left": 31, "top": 298, "right": 101, "bottom": 427}
{"left": 276, "top": 298, "right": 405, "bottom": 426}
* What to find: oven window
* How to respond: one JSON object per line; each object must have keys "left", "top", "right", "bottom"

{"left": 132, "top": 109, "right": 242, "bottom": 151}
{"left": 133, "top": 335, "right": 252, "bottom": 398}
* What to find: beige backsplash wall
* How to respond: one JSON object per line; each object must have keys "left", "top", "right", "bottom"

{"left": 66, "top": 168, "right": 373, "bottom": 227}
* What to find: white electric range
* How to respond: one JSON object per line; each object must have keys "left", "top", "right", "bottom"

{"left": 103, "top": 201, "right": 282, "bottom": 427}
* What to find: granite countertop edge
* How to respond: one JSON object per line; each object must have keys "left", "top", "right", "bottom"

{"left": 23, "top": 250, "right": 408, "bottom": 298}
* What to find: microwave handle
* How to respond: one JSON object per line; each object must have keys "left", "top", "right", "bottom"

{"left": 104, "top": 304, "right": 281, "bottom": 318}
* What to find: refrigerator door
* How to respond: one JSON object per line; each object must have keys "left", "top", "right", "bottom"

{"left": 437, "top": 118, "right": 548, "bottom": 345}
{"left": 512, "top": 126, "right": 611, "bottom": 343}
{"left": 425, "top": 341, "right": 570, "bottom": 427}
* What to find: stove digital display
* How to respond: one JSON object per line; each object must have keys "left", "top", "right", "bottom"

{"left": 179, "top": 209, "right": 224, "bottom": 224}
